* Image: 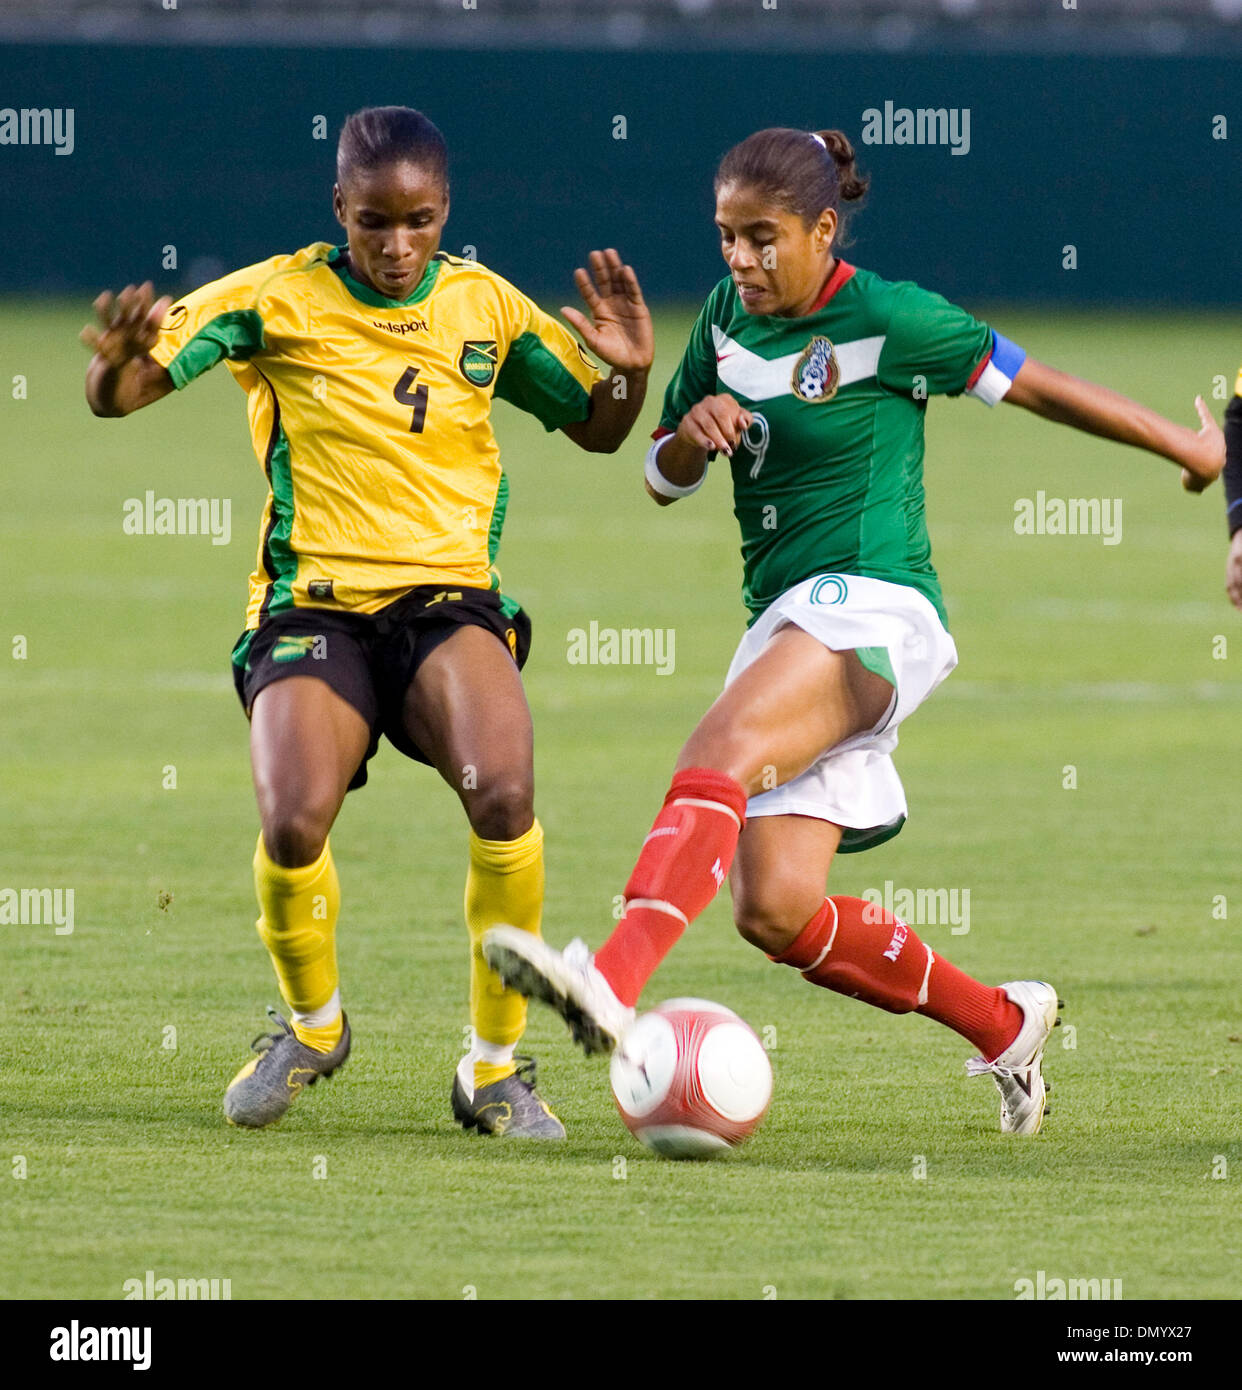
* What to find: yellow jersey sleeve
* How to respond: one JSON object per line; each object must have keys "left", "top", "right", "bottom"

{"left": 148, "top": 250, "right": 313, "bottom": 389}
{"left": 493, "top": 291, "right": 604, "bottom": 431}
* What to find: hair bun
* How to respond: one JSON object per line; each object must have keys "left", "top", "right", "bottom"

{"left": 815, "top": 129, "right": 869, "bottom": 202}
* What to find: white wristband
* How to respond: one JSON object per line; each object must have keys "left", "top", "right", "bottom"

{"left": 645, "top": 434, "right": 707, "bottom": 499}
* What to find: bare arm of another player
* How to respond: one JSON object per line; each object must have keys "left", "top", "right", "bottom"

{"left": 1003, "top": 356, "right": 1224, "bottom": 494}
{"left": 644, "top": 394, "right": 754, "bottom": 507}
{"left": 1221, "top": 395, "right": 1242, "bottom": 610}
{"left": 1226, "top": 531, "right": 1242, "bottom": 611}
{"left": 82, "top": 282, "right": 175, "bottom": 417}
{"left": 559, "top": 249, "right": 654, "bottom": 454}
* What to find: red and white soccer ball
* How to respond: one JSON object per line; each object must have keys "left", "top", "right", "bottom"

{"left": 609, "top": 998, "right": 773, "bottom": 1158}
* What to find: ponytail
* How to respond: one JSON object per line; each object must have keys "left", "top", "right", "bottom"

{"left": 814, "top": 129, "right": 869, "bottom": 205}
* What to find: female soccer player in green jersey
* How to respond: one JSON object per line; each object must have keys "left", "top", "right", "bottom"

{"left": 486, "top": 126, "right": 1225, "bottom": 1137}
{"left": 81, "top": 105, "right": 654, "bottom": 1136}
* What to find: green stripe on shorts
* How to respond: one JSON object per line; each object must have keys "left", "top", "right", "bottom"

{"left": 853, "top": 645, "right": 896, "bottom": 689}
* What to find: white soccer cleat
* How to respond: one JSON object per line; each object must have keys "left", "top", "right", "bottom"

{"left": 965, "top": 980, "right": 1062, "bottom": 1136}
{"left": 483, "top": 927, "right": 636, "bottom": 1056}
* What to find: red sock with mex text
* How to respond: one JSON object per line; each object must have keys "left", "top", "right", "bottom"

{"left": 769, "top": 896, "right": 1023, "bottom": 1061}
{"left": 593, "top": 768, "right": 748, "bottom": 1007}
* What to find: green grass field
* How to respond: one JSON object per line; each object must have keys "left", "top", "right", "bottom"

{"left": 2, "top": 303, "right": 1239, "bottom": 1300}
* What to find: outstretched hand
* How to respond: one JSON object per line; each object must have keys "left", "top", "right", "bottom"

{"left": 80, "top": 282, "right": 173, "bottom": 367}
{"left": 562, "top": 249, "right": 653, "bottom": 374}
{"left": 1180, "top": 395, "right": 1225, "bottom": 493}
{"left": 1226, "top": 530, "right": 1242, "bottom": 611}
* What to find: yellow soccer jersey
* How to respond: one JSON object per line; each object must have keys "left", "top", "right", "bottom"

{"left": 148, "top": 241, "right": 603, "bottom": 627}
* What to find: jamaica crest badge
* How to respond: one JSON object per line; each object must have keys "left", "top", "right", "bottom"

{"left": 791, "top": 335, "right": 839, "bottom": 403}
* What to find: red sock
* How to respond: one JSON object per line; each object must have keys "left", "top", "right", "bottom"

{"left": 769, "top": 896, "right": 1023, "bottom": 1060}
{"left": 594, "top": 768, "right": 748, "bottom": 1007}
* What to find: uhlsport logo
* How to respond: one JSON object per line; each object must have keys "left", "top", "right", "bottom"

{"left": 459, "top": 340, "right": 498, "bottom": 386}
{"left": 372, "top": 316, "right": 427, "bottom": 336}
{"left": 809, "top": 575, "right": 849, "bottom": 606}
{"left": 791, "top": 336, "right": 839, "bottom": 402}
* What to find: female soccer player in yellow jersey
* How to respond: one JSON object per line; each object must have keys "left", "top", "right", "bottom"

{"left": 81, "top": 106, "right": 654, "bottom": 1136}
{"left": 486, "top": 127, "right": 1225, "bottom": 1137}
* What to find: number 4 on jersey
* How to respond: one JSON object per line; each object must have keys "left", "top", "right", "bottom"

{"left": 394, "top": 366, "right": 429, "bottom": 433}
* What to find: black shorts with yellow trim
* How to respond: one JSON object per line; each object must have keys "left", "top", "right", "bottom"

{"left": 230, "top": 586, "right": 531, "bottom": 791}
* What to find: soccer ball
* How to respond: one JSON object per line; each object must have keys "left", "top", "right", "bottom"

{"left": 609, "top": 998, "right": 773, "bottom": 1158}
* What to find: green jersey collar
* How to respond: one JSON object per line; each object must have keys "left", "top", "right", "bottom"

{"left": 327, "top": 244, "right": 443, "bottom": 308}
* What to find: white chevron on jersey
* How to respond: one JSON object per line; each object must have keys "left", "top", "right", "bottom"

{"left": 712, "top": 324, "right": 886, "bottom": 402}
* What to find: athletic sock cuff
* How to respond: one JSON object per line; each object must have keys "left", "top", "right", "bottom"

{"left": 665, "top": 768, "right": 749, "bottom": 826}
{"left": 768, "top": 898, "right": 837, "bottom": 969}
{"left": 253, "top": 833, "right": 333, "bottom": 893}
{"left": 468, "top": 818, "right": 544, "bottom": 873}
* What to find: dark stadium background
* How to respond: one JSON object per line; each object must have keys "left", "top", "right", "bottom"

{"left": 1, "top": 5, "right": 1239, "bottom": 307}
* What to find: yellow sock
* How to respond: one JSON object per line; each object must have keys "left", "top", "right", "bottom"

{"left": 253, "top": 832, "right": 343, "bottom": 1054}
{"left": 465, "top": 818, "right": 544, "bottom": 1088}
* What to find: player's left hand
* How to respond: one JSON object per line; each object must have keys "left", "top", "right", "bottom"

{"left": 1180, "top": 395, "right": 1225, "bottom": 493}
{"left": 562, "top": 249, "right": 654, "bottom": 374}
{"left": 80, "top": 282, "right": 173, "bottom": 367}
{"left": 1226, "top": 530, "right": 1242, "bottom": 610}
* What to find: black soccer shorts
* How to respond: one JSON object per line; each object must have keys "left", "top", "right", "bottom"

{"left": 230, "top": 586, "right": 532, "bottom": 791}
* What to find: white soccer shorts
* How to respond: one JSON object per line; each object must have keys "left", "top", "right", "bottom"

{"left": 724, "top": 572, "right": 958, "bottom": 852}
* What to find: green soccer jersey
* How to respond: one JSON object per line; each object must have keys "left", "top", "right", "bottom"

{"left": 656, "top": 261, "right": 1025, "bottom": 628}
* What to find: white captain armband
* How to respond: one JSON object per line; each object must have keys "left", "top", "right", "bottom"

{"left": 965, "top": 330, "right": 1027, "bottom": 406}
{"left": 645, "top": 433, "right": 708, "bottom": 499}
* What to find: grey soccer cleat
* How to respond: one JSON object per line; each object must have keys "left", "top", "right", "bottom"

{"left": 965, "top": 981, "right": 1062, "bottom": 1135}
{"left": 483, "top": 927, "right": 635, "bottom": 1056}
{"left": 451, "top": 1054, "right": 566, "bottom": 1138}
{"left": 224, "top": 1007, "right": 351, "bottom": 1128}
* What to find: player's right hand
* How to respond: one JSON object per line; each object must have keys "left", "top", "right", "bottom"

{"left": 80, "top": 282, "right": 173, "bottom": 367}
{"left": 1179, "top": 395, "right": 1225, "bottom": 493}
{"left": 676, "top": 394, "right": 753, "bottom": 458}
{"left": 1226, "top": 530, "right": 1242, "bottom": 611}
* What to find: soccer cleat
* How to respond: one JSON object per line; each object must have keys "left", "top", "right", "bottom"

{"left": 450, "top": 1054, "right": 566, "bottom": 1139}
{"left": 223, "top": 1007, "right": 351, "bottom": 1128}
{"left": 965, "top": 980, "right": 1062, "bottom": 1136}
{"left": 483, "top": 927, "right": 635, "bottom": 1056}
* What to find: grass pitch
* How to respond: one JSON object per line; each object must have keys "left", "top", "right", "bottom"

{"left": 1, "top": 303, "right": 1239, "bottom": 1300}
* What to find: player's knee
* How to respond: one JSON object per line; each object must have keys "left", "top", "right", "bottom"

{"left": 465, "top": 776, "right": 535, "bottom": 842}
{"left": 733, "top": 899, "right": 810, "bottom": 957}
{"left": 732, "top": 868, "right": 832, "bottom": 956}
{"left": 260, "top": 801, "right": 334, "bottom": 867}
{"left": 675, "top": 734, "right": 756, "bottom": 793}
